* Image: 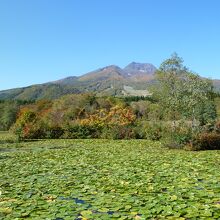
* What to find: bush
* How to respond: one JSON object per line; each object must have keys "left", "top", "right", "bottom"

{"left": 101, "top": 125, "right": 136, "bottom": 140}
{"left": 169, "top": 122, "right": 193, "bottom": 144}
{"left": 188, "top": 132, "right": 220, "bottom": 150}
{"left": 62, "top": 124, "right": 101, "bottom": 139}
{"left": 0, "top": 131, "right": 19, "bottom": 144}
{"left": 11, "top": 120, "right": 46, "bottom": 140}
{"left": 45, "top": 126, "right": 64, "bottom": 139}
{"left": 215, "top": 121, "right": 220, "bottom": 133}
{"left": 135, "top": 121, "right": 165, "bottom": 140}
{"left": 158, "top": 121, "right": 194, "bottom": 149}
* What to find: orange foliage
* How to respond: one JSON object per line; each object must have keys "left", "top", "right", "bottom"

{"left": 80, "top": 105, "right": 136, "bottom": 127}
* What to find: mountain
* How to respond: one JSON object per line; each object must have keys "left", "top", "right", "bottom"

{"left": 0, "top": 62, "right": 219, "bottom": 100}
{"left": 124, "top": 62, "right": 157, "bottom": 81}
{"left": 213, "top": 79, "right": 220, "bottom": 90}
{"left": 0, "top": 63, "right": 156, "bottom": 100}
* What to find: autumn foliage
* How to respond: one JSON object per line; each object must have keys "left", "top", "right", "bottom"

{"left": 11, "top": 95, "right": 136, "bottom": 139}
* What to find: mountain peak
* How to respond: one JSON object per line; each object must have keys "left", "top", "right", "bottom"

{"left": 124, "top": 62, "right": 157, "bottom": 74}
{"left": 99, "top": 65, "right": 121, "bottom": 71}
{"left": 1, "top": 61, "right": 220, "bottom": 101}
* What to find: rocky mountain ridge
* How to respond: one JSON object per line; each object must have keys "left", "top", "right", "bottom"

{"left": 0, "top": 62, "right": 219, "bottom": 100}
{"left": 0, "top": 63, "right": 156, "bottom": 100}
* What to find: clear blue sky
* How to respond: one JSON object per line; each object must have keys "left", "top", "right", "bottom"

{"left": 0, "top": 0, "right": 220, "bottom": 90}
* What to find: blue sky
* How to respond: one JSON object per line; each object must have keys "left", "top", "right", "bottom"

{"left": 0, "top": 0, "right": 220, "bottom": 90}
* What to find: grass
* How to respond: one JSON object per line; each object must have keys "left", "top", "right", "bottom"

{"left": 0, "top": 133, "right": 220, "bottom": 219}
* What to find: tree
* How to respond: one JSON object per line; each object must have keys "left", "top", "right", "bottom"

{"left": 153, "top": 53, "right": 187, "bottom": 128}
{"left": 0, "top": 101, "right": 19, "bottom": 130}
{"left": 182, "top": 72, "right": 216, "bottom": 129}
{"left": 153, "top": 53, "right": 217, "bottom": 135}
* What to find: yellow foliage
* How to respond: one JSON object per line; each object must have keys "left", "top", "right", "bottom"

{"left": 79, "top": 105, "right": 136, "bottom": 127}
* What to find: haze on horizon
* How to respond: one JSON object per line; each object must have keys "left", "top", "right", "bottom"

{"left": 0, "top": 0, "right": 220, "bottom": 91}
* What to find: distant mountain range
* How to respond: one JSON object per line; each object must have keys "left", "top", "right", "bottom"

{"left": 0, "top": 62, "right": 219, "bottom": 100}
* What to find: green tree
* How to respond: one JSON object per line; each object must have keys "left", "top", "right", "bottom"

{"left": 0, "top": 101, "right": 19, "bottom": 130}
{"left": 152, "top": 53, "right": 217, "bottom": 144}
{"left": 153, "top": 53, "right": 187, "bottom": 128}
{"left": 182, "top": 72, "right": 216, "bottom": 129}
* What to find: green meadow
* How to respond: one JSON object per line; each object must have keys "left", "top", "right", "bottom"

{"left": 1, "top": 133, "right": 220, "bottom": 219}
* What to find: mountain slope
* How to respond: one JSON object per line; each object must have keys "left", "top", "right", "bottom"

{"left": 0, "top": 62, "right": 157, "bottom": 100}
{"left": 78, "top": 65, "right": 126, "bottom": 81}
{"left": 0, "top": 62, "right": 219, "bottom": 100}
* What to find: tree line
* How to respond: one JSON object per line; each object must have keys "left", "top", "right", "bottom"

{"left": 1, "top": 54, "right": 220, "bottom": 150}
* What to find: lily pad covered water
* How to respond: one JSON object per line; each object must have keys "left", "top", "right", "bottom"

{"left": 1, "top": 139, "right": 220, "bottom": 219}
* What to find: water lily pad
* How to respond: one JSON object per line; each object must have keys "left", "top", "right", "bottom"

{"left": 80, "top": 210, "right": 93, "bottom": 218}
{"left": 1, "top": 139, "right": 220, "bottom": 219}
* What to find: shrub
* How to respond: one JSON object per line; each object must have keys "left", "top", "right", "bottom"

{"left": 12, "top": 120, "right": 47, "bottom": 140}
{"left": 11, "top": 109, "right": 37, "bottom": 140}
{"left": 215, "top": 121, "right": 220, "bottom": 133}
{"left": 62, "top": 124, "right": 101, "bottom": 139}
{"left": 189, "top": 132, "right": 220, "bottom": 150}
{"left": 135, "top": 121, "right": 165, "bottom": 140}
{"left": 45, "top": 126, "right": 64, "bottom": 139}
{"left": 158, "top": 121, "right": 194, "bottom": 149}
{"left": 101, "top": 125, "right": 136, "bottom": 140}
{"left": 0, "top": 131, "right": 19, "bottom": 144}
{"left": 170, "top": 122, "right": 193, "bottom": 144}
